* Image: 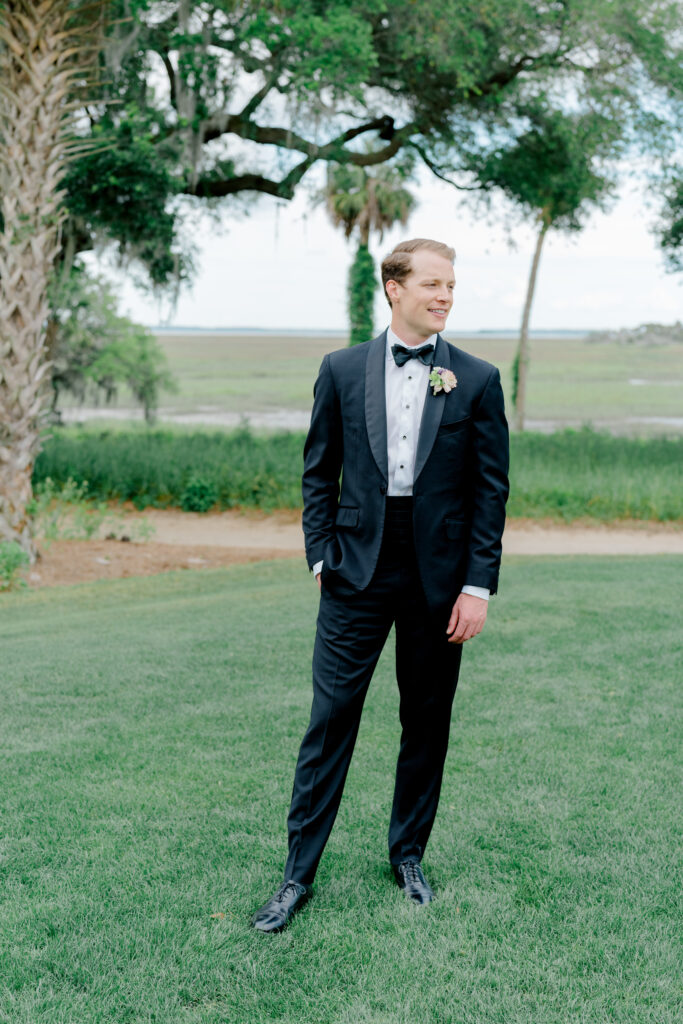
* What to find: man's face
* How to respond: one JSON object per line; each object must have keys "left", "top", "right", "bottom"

{"left": 387, "top": 250, "right": 455, "bottom": 342}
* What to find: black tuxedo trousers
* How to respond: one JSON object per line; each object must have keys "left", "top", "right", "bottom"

{"left": 285, "top": 499, "right": 463, "bottom": 886}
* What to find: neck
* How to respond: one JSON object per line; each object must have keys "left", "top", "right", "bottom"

{"left": 390, "top": 321, "right": 435, "bottom": 347}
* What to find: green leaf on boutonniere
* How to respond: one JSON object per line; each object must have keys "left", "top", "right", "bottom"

{"left": 429, "top": 367, "right": 457, "bottom": 394}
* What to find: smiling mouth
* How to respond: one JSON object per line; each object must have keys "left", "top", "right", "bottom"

{"left": 428, "top": 308, "right": 448, "bottom": 316}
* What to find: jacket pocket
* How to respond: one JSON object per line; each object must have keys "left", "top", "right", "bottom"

{"left": 445, "top": 518, "right": 467, "bottom": 539}
{"left": 336, "top": 506, "right": 359, "bottom": 528}
{"left": 438, "top": 416, "right": 470, "bottom": 435}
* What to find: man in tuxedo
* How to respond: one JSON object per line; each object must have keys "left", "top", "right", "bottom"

{"left": 252, "top": 238, "right": 509, "bottom": 932}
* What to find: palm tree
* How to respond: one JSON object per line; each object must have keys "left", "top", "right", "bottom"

{"left": 323, "top": 162, "right": 416, "bottom": 345}
{"left": 0, "top": 0, "right": 102, "bottom": 558}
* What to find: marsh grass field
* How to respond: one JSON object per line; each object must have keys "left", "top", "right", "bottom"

{"left": 1, "top": 557, "right": 681, "bottom": 1023}
{"left": 44, "top": 328, "right": 683, "bottom": 523}
{"left": 60, "top": 331, "right": 683, "bottom": 434}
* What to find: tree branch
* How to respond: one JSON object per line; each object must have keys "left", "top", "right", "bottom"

{"left": 238, "top": 70, "right": 280, "bottom": 120}
{"left": 477, "top": 55, "right": 537, "bottom": 95}
{"left": 159, "top": 49, "right": 177, "bottom": 112}
{"left": 186, "top": 118, "right": 416, "bottom": 200}
{"left": 191, "top": 173, "right": 288, "bottom": 199}
{"left": 410, "top": 143, "right": 482, "bottom": 191}
{"left": 201, "top": 112, "right": 408, "bottom": 159}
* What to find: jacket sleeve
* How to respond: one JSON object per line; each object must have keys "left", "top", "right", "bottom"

{"left": 301, "top": 354, "right": 343, "bottom": 569}
{"left": 464, "top": 367, "right": 510, "bottom": 594}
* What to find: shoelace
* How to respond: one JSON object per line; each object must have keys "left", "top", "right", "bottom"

{"left": 401, "top": 862, "right": 422, "bottom": 885}
{"left": 274, "top": 881, "right": 301, "bottom": 903}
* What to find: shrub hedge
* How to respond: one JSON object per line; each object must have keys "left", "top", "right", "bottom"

{"left": 33, "top": 426, "right": 683, "bottom": 521}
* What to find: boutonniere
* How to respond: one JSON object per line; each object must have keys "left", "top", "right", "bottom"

{"left": 429, "top": 367, "right": 457, "bottom": 395}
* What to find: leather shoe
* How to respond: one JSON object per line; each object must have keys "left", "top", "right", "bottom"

{"left": 251, "top": 880, "right": 311, "bottom": 933}
{"left": 393, "top": 860, "right": 434, "bottom": 905}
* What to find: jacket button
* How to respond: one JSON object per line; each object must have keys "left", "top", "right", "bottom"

{"left": 380, "top": 485, "right": 387, "bottom": 494}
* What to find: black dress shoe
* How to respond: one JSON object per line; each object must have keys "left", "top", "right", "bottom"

{"left": 251, "top": 880, "right": 312, "bottom": 933}
{"left": 393, "top": 860, "right": 434, "bottom": 905}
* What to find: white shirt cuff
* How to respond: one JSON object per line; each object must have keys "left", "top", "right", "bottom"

{"left": 312, "top": 560, "right": 323, "bottom": 577}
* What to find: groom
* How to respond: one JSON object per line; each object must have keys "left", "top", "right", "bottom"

{"left": 252, "top": 238, "right": 509, "bottom": 932}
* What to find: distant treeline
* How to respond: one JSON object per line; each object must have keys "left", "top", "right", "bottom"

{"left": 34, "top": 427, "right": 683, "bottom": 522}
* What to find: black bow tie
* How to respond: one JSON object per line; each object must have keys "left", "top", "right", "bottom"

{"left": 391, "top": 343, "right": 434, "bottom": 368}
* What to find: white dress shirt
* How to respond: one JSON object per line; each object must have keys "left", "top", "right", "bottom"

{"left": 385, "top": 327, "right": 432, "bottom": 496}
{"left": 313, "top": 326, "right": 489, "bottom": 601}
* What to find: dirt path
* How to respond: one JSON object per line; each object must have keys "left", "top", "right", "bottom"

{"left": 24, "top": 509, "right": 682, "bottom": 589}
{"left": 27, "top": 539, "right": 298, "bottom": 589}
{"left": 129, "top": 508, "right": 683, "bottom": 556}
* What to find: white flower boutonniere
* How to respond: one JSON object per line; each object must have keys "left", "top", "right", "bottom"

{"left": 429, "top": 367, "right": 457, "bottom": 395}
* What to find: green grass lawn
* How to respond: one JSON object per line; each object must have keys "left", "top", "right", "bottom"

{"left": 60, "top": 332, "right": 683, "bottom": 434}
{"left": 1, "top": 558, "right": 681, "bottom": 1023}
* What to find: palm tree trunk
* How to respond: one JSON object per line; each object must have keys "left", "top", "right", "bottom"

{"left": 513, "top": 214, "right": 549, "bottom": 432}
{"left": 0, "top": 1, "right": 78, "bottom": 558}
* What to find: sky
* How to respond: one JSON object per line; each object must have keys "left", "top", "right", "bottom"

{"left": 96, "top": 168, "right": 682, "bottom": 333}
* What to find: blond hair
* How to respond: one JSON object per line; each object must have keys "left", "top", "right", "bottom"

{"left": 381, "top": 238, "right": 455, "bottom": 306}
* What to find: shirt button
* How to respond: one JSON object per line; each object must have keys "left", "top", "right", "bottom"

{"left": 408, "top": 375, "right": 412, "bottom": 380}
{"left": 406, "top": 404, "right": 410, "bottom": 409}
{"left": 400, "top": 464, "right": 404, "bottom": 469}
{"left": 402, "top": 435, "right": 407, "bottom": 440}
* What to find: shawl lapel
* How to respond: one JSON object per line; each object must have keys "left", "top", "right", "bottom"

{"left": 413, "top": 333, "right": 449, "bottom": 483}
{"left": 364, "top": 330, "right": 389, "bottom": 483}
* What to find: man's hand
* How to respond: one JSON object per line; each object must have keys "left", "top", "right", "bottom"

{"left": 316, "top": 572, "right": 322, "bottom": 591}
{"left": 446, "top": 592, "right": 488, "bottom": 644}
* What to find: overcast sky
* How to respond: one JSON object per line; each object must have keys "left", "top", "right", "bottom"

{"left": 95, "top": 168, "right": 682, "bottom": 333}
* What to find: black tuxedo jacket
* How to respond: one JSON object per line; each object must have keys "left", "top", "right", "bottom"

{"left": 302, "top": 330, "right": 510, "bottom": 610}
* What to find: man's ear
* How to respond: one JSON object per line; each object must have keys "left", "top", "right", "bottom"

{"left": 385, "top": 279, "right": 400, "bottom": 304}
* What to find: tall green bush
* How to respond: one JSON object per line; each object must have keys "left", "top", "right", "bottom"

{"left": 348, "top": 244, "right": 377, "bottom": 346}
{"left": 34, "top": 427, "right": 304, "bottom": 511}
{"left": 33, "top": 427, "right": 683, "bottom": 522}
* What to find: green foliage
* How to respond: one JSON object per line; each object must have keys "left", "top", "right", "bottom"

{"left": 242, "top": 1, "right": 380, "bottom": 102}
{"left": 0, "top": 558, "right": 681, "bottom": 1022}
{"left": 27, "top": 477, "right": 144, "bottom": 542}
{"left": 509, "top": 428, "right": 683, "bottom": 521}
{"left": 0, "top": 541, "right": 29, "bottom": 592}
{"left": 180, "top": 475, "right": 219, "bottom": 513}
{"left": 94, "top": 331, "right": 177, "bottom": 425}
{"left": 323, "top": 160, "right": 416, "bottom": 244}
{"left": 33, "top": 427, "right": 304, "bottom": 511}
{"left": 348, "top": 244, "right": 377, "bottom": 347}
{"left": 48, "top": 263, "right": 177, "bottom": 422}
{"left": 322, "top": 160, "right": 415, "bottom": 345}
{"left": 466, "top": 104, "right": 621, "bottom": 428}
{"left": 510, "top": 346, "right": 520, "bottom": 409}
{"left": 658, "top": 174, "right": 683, "bottom": 272}
{"left": 470, "top": 105, "right": 619, "bottom": 232}
{"left": 33, "top": 426, "right": 683, "bottom": 522}
{"left": 59, "top": 0, "right": 683, "bottom": 288}
{"left": 63, "top": 119, "right": 189, "bottom": 288}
